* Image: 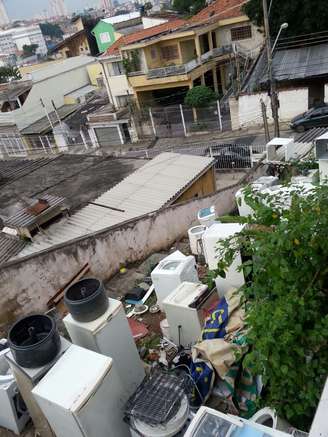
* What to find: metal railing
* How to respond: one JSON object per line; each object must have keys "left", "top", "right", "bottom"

{"left": 146, "top": 45, "right": 233, "bottom": 79}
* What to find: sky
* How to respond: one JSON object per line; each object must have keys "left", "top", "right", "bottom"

{"left": 4, "top": 0, "right": 99, "bottom": 20}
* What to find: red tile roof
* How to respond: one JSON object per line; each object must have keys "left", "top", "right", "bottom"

{"left": 103, "top": 1, "right": 248, "bottom": 56}
{"left": 191, "top": 0, "right": 248, "bottom": 23}
{"left": 104, "top": 19, "right": 187, "bottom": 56}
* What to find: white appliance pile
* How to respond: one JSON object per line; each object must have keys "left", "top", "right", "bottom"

{"left": 0, "top": 198, "right": 325, "bottom": 437}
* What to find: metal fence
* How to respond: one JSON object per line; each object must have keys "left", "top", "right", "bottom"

{"left": 130, "top": 141, "right": 266, "bottom": 169}
{"left": 144, "top": 101, "right": 231, "bottom": 138}
{"left": 0, "top": 131, "right": 94, "bottom": 159}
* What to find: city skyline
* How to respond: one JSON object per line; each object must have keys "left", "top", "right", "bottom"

{"left": 4, "top": 0, "right": 100, "bottom": 20}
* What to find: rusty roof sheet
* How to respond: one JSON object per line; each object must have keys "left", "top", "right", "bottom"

{"left": 3, "top": 194, "right": 67, "bottom": 229}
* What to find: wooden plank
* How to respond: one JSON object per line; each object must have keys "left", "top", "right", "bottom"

{"left": 47, "top": 263, "right": 90, "bottom": 308}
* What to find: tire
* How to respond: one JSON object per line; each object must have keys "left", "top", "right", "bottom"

{"left": 296, "top": 125, "right": 305, "bottom": 133}
{"left": 8, "top": 315, "right": 60, "bottom": 368}
{"left": 64, "top": 278, "right": 109, "bottom": 322}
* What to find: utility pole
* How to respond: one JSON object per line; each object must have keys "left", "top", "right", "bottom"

{"left": 262, "top": 0, "right": 280, "bottom": 137}
{"left": 261, "top": 98, "right": 270, "bottom": 143}
{"left": 235, "top": 51, "right": 241, "bottom": 95}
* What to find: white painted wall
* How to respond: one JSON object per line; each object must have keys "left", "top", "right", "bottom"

{"left": 324, "top": 84, "right": 328, "bottom": 102}
{"left": 216, "top": 22, "right": 264, "bottom": 57}
{"left": 238, "top": 91, "right": 269, "bottom": 127}
{"left": 237, "top": 87, "right": 308, "bottom": 128}
{"left": 142, "top": 17, "right": 168, "bottom": 29}
{"left": 14, "top": 62, "right": 92, "bottom": 130}
{"left": 102, "top": 59, "right": 133, "bottom": 107}
{"left": 0, "top": 166, "right": 266, "bottom": 328}
{"left": 279, "top": 88, "right": 308, "bottom": 121}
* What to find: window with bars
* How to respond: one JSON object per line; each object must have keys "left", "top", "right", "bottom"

{"left": 160, "top": 45, "right": 179, "bottom": 60}
{"left": 112, "top": 61, "right": 124, "bottom": 75}
{"left": 231, "top": 25, "right": 252, "bottom": 41}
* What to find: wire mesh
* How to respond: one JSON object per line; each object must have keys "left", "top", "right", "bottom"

{"left": 124, "top": 369, "right": 188, "bottom": 426}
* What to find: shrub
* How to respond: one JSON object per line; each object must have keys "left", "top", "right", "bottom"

{"left": 213, "top": 184, "right": 328, "bottom": 430}
{"left": 184, "top": 85, "right": 217, "bottom": 108}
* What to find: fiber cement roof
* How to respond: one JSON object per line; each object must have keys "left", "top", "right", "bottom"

{"left": 15, "top": 153, "right": 215, "bottom": 259}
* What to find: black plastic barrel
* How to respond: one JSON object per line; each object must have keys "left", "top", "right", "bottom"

{"left": 8, "top": 314, "right": 60, "bottom": 368}
{"left": 64, "top": 278, "right": 109, "bottom": 322}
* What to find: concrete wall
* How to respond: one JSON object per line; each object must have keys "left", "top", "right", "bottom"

{"left": 238, "top": 91, "right": 269, "bottom": 127}
{"left": 0, "top": 169, "right": 263, "bottom": 331}
{"left": 279, "top": 88, "right": 308, "bottom": 121}
{"left": 15, "top": 63, "right": 92, "bottom": 130}
{"left": 229, "top": 97, "right": 240, "bottom": 130}
{"left": 216, "top": 22, "right": 263, "bottom": 56}
{"left": 236, "top": 87, "right": 308, "bottom": 128}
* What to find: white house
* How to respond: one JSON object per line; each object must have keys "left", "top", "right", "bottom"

{"left": 0, "top": 56, "right": 96, "bottom": 132}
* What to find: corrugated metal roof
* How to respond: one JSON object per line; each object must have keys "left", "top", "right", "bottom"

{"left": 0, "top": 157, "right": 56, "bottom": 187}
{"left": 16, "top": 153, "right": 215, "bottom": 258}
{"left": 3, "top": 194, "right": 66, "bottom": 228}
{"left": 243, "top": 43, "right": 328, "bottom": 92}
{"left": 0, "top": 234, "right": 26, "bottom": 266}
{"left": 297, "top": 127, "right": 328, "bottom": 143}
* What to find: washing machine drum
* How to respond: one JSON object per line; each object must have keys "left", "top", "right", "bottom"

{"left": 131, "top": 395, "right": 189, "bottom": 437}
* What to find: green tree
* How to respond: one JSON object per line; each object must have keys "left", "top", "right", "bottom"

{"left": 214, "top": 183, "right": 328, "bottom": 430}
{"left": 184, "top": 85, "right": 217, "bottom": 107}
{"left": 243, "top": 0, "right": 328, "bottom": 37}
{"left": 172, "top": 0, "right": 205, "bottom": 16}
{"left": 40, "top": 22, "right": 64, "bottom": 39}
{"left": 22, "top": 44, "right": 39, "bottom": 57}
{"left": 0, "top": 66, "right": 21, "bottom": 84}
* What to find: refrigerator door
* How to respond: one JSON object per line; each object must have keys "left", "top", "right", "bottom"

{"left": 64, "top": 298, "right": 145, "bottom": 400}
{"left": 76, "top": 362, "right": 130, "bottom": 437}
{"left": 32, "top": 345, "right": 129, "bottom": 437}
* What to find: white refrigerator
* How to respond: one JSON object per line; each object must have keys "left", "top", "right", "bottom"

{"left": 32, "top": 345, "right": 130, "bottom": 437}
{"left": 63, "top": 297, "right": 145, "bottom": 400}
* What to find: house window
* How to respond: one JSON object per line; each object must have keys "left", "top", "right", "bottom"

{"left": 100, "top": 32, "right": 111, "bottom": 44}
{"left": 160, "top": 45, "right": 179, "bottom": 60}
{"left": 116, "top": 95, "right": 129, "bottom": 107}
{"left": 231, "top": 25, "right": 252, "bottom": 41}
{"left": 112, "top": 61, "right": 124, "bottom": 75}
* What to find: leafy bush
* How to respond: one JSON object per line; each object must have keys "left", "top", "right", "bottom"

{"left": 0, "top": 66, "right": 21, "bottom": 84}
{"left": 213, "top": 184, "right": 328, "bottom": 430}
{"left": 184, "top": 85, "right": 217, "bottom": 108}
{"left": 172, "top": 0, "right": 206, "bottom": 15}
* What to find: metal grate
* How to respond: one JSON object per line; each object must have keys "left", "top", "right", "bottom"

{"left": 124, "top": 369, "right": 187, "bottom": 426}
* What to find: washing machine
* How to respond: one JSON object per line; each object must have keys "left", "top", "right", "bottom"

{"left": 6, "top": 336, "right": 71, "bottom": 437}
{"left": 151, "top": 251, "right": 199, "bottom": 309}
{"left": 0, "top": 345, "right": 29, "bottom": 435}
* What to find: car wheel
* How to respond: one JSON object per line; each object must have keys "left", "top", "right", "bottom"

{"left": 296, "top": 125, "right": 305, "bottom": 133}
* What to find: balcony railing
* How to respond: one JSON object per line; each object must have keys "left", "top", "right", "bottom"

{"left": 146, "top": 45, "right": 233, "bottom": 79}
